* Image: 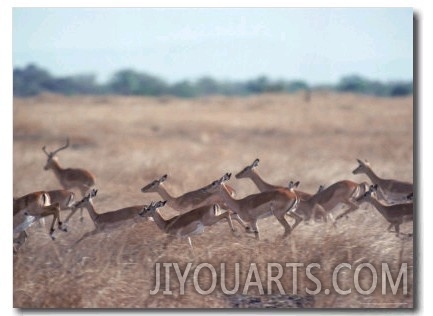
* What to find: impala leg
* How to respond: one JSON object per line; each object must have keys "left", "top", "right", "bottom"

{"left": 327, "top": 213, "right": 337, "bottom": 228}
{"left": 231, "top": 213, "right": 250, "bottom": 231}
{"left": 222, "top": 212, "right": 236, "bottom": 233}
{"left": 79, "top": 208, "right": 84, "bottom": 222}
{"left": 310, "top": 203, "right": 329, "bottom": 223}
{"left": 387, "top": 223, "right": 394, "bottom": 232}
{"left": 394, "top": 224, "right": 400, "bottom": 237}
{"left": 187, "top": 237, "right": 196, "bottom": 257}
{"left": 275, "top": 215, "right": 293, "bottom": 239}
{"left": 48, "top": 212, "right": 58, "bottom": 240}
{"left": 335, "top": 201, "right": 359, "bottom": 221}
{"left": 288, "top": 211, "right": 303, "bottom": 230}
{"left": 80, "top": 188, "right": 92, "bottom": 222}
{"left": 37, "top": 207, "right": 60, "bottom": 240}
{"left": 56, "top": 211, "right": 67, "bottom": 233}
{"left": 249, "top": 221, "right": 260, "bottom": 240}
{"left": 62, "top": 207, "right": 82, "bottom": 228}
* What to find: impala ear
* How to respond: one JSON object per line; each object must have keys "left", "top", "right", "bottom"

{"left": 92, "top": 189, "right": 98, "bottom": 197}
{"left": 253, "top": 158, "right": 260, "bottom": 167}
{"left": 160, "top": 174, "right": 168, "bottom": 182}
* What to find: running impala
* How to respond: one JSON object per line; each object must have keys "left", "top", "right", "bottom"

{"left": 296, "top": 180, "right": 368, "bottom": 224}
{"left": 235, "top": 158, "right": 326, "bottom": 221}
{"left": 42, "top": 138, "right": 96, "bottom": 221}
{"left": 44, "top": 189, "right": 83, "bottom": 229}
{"left": 200, "top": 173, "right": 301, "bottom": 240}
{"left": 141, "top": 174, "right": 236, "bottom": 212}
{"left": 352, "top": 159, "right": 413, "bottom": 203}
{"left": 235, "top": 158, "right": 319, "bottom": 201}
{"left": 71, "top": 189, "right": 148, "bottom": 245}
{"left": 13, "top": 191, "right": 65, "bottom": 239}
{"left": 356, "top": 184, "right": 413, "bottom": 237}
{"left": 139, "top": 200, "right": 235, "bottom": 255}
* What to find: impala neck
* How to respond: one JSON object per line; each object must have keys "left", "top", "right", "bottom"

{"left": 154, "top": 183, "right": 175, "bottom": 202}
{"left": 49, "top": 158, "right": 66, "bottom": 180}
{"left": 360, "top": 166, "right": 382, "bottom": 186}
{"left": 217, "top": 184, "right": 240, "bottom": 213}
{"left": 365, "top": 196, "right": 388, "bottom": 219}
{"left": 248, "top": 169, "right": 275, "bottom": 192}
{"left": 150, "top": 209, "right": 169, "bottom": 232}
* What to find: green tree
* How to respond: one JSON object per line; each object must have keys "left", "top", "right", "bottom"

{"left": 108, "top": 69, "right": 168, "bottom": 96}
{"left": 13, "top": 64, "right": 52, "bottom": 96}
{"left": 170, "top": 80, "right": 196, "bottom": 98}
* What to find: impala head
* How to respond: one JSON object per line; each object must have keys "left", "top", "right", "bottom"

{"left": 356, "top": 184, "right": 378, "bottom": 202}
{"left": 201, "top": 173, "right": 232, "bottom": 193}
{"left": 141, "top": 174, "right": 168, "bottom": 192}
{"left": 139, "top": 200, "right": 167, "bottom": 217}
{"left": 352, "top": 159, "right": 371, "bottom": 175}
{"left": 287, "top": 180, "right": 300, "bottom": 190}
{"left": 74, "top": 188, "right": 98, "bottom": 208}
{"left": 235, "top": 158, "right": 260, "bottom": 179}
{"left": 42, "top": 138, "right": 70, "bottom": 170}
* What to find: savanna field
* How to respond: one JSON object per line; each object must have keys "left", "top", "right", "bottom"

{"left": 13, "top": 92, "right": 414, "bottom": 309}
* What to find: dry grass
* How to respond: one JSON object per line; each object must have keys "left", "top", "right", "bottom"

{"left": 13, "top": 92, "right": 413, "bottom": 309}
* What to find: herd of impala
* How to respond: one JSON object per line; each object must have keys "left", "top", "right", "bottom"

{"left": 13, "top": 139, "right": 414, "bottom": 256}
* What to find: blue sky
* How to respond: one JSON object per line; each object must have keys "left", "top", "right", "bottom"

{"left": 13, "top": 7, "right": 413, "bottom": 85}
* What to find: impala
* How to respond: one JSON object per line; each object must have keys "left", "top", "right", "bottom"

{"left": 42, "top": 138, "right": 96, "bottom": 221}
{"left": 13, "top": 191, "right": 64, "bottom": 239}
{"left": 45, "top": 189, "right": 82, "bottom": 228}
{"left": 141, "top": 174, "right": 236, "bottom": 212}
{"left": 297, "top": 180, "right": 369, "bottom": 224}
{"left": 14, "top": 189, "right": 76, "bottom": 230}
{"left": 71, "top": 189, "right": 148, "bottom": 244}
{"left": 13, "top": 191, "right": 47, "bottom": 250}
{"left": 139, "top": 200, "right": 235, "bottom": 255}
{"left": 235, "top": 158, "right": 317, "bottom": 201}
{"left": 13, "top": 190, "right": 48, "bottom": 217}
{"left": 352, "top": 159, "right": 413, "bottom": 203}
{"left": 200, "top": 173, "right": 301, "bottom": 240}
{"left": 236, "top": 159, "right": 325, "bottom": 221}
{"left": 356, "top": 184, "right": 413, "bottom": 237}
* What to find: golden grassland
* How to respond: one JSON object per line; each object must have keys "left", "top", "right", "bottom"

{"left": 13, "top": 92, "right": 413, "bottom": 308}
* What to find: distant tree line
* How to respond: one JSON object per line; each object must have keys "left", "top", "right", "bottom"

{"left": 13, "top": 64, "right": 413, "bottom": 98}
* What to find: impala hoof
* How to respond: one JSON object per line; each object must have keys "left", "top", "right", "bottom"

{"left": 80, "top": 217, "right": 84, "bottom": 223}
